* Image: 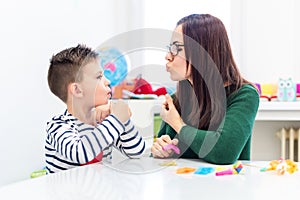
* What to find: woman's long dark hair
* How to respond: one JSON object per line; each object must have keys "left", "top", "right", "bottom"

{"left": 174, "top": 14, "right": 251, "bottom": 130}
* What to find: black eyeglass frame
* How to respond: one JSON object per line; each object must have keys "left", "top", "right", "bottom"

{"left": 167, "top": 42, "right": 184, "bottom": 57}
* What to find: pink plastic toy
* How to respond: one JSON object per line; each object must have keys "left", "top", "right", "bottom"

{"left": 215, "top": 169, "right": 234, "bottom": 176}
{"left": 162, "top": 144, "right": 180, "bottom": 154}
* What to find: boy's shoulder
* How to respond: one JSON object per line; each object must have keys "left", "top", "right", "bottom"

{"left": 47, "top": 110, "right": 76, "bottom": 125}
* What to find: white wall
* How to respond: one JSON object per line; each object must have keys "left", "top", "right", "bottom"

{"left": 230, "top": 0, "right": 300, "bottom": 83}
{"left": 142, "top": 0, "right": 300, "bottom": 85}
{"left": 141, "top": 0, "right": 231, "bottom": 87}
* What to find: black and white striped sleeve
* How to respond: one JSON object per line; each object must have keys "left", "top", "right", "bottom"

{"left": 46, "top": 115, "right": 124, "bottom": 164}
{"left": 115, "top": 119, "right": 145, "bottom": 158}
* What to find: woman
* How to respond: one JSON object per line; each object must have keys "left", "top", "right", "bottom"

{"left": 151, "top": 14, "right": 259, "bottom": 164}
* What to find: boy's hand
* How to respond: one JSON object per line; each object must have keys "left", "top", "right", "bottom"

{"left": 95, "top": 102, "right": 111, "bottom": 123}
{"left": 151, "top": 135, "right": 178, "bottom": 158}
{"left": 110, "top": 100, "right": 132, "bottom": 123}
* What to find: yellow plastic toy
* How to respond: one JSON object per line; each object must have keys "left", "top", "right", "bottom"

{"left": 260, "top": 158, "right": 298, "bottom": 175}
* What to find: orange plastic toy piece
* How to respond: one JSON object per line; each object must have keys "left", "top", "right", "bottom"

{"left": 176, "top": 167, "right": 196, "bottom": 174}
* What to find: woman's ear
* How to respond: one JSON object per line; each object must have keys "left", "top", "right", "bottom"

{"left": 69, "top": 83, "right": 83, "bottom": 97}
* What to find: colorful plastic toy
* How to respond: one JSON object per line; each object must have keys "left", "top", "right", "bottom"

{"left": 176, "top": 167, "right": 196, "bottom": 174}
{"left": 194, "top": 167, "right": 215, "bottom": 175}
{"left": 215, "top": 161, "right": 244, "bottom": 176}
{"left": 162, "top": 144, "right": 180, "bottom": 154}
{"left": 260, "top": 158, "right": 298, "bottom": 175}
{"left": 30, "top": 169, "right": 48, "bottom": 178}
{"left": 159, "top": 160, "right": 177, "bottom": 166}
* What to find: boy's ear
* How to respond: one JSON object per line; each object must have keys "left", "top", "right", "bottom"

{"left": 69, "top": 83, "right": 83, "bottom": 97}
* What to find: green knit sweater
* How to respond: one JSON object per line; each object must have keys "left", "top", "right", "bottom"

{"left": 157, "top": 84, "right": 260, "bottom": 164}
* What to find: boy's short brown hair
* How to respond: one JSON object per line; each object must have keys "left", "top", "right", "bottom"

{"left": 48, "top": 44, "right": 99, "bottom": 103}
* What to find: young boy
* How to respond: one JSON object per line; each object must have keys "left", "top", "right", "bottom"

{"left": 46, "top": 44, "right": 145, "bottom": 173}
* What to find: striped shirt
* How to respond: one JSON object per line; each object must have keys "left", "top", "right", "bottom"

{"left": 45, "top": 110, "right": 145, "bottom": 173}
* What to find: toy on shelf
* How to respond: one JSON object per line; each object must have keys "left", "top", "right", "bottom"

{"left": 277, "top": 78, "right": 296, "bottom": 102}
{"left": 260, "top": 158, "right": 298, "bottom": 175}
{"left": 257, "top": 83, "right": 277, "bottom": 101}
{"left": 256, "top": 79, "right": 300, "bottom": 101}
{"left": 111, "top": 75, "right": 168, "bottom": 99}
{"left": 132, "top": 75, "right": 167, "bottom": 97}
{"left": 122, "top": 90, "right": 158, "bottom": 99}
{"left": 297, "top": 83, "right": 300, "bottom": 95}
{"left": 112, "top": 79, "right": 135, "bottom": 99}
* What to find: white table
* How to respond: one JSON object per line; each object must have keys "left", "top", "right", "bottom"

{"left": 0, "top": 157, "right": 299, "bottom": 200}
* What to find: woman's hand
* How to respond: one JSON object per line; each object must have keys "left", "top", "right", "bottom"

{"left": 151, "top": 135, "right": 178, "bottom": 158}
{"left": 160, "top": 94, "right": 185, "bottom": 133}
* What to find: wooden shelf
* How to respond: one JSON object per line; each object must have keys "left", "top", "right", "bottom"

{"left": 256, "top": 101, "right": 300, "bottom": 121}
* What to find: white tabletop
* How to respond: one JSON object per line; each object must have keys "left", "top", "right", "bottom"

{"left": 1, "top": 157, "right": 299, "bottom": 200}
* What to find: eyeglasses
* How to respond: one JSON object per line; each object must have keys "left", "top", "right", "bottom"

{"left": 166, "top": 42, "right": 184, "bottom": 57}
